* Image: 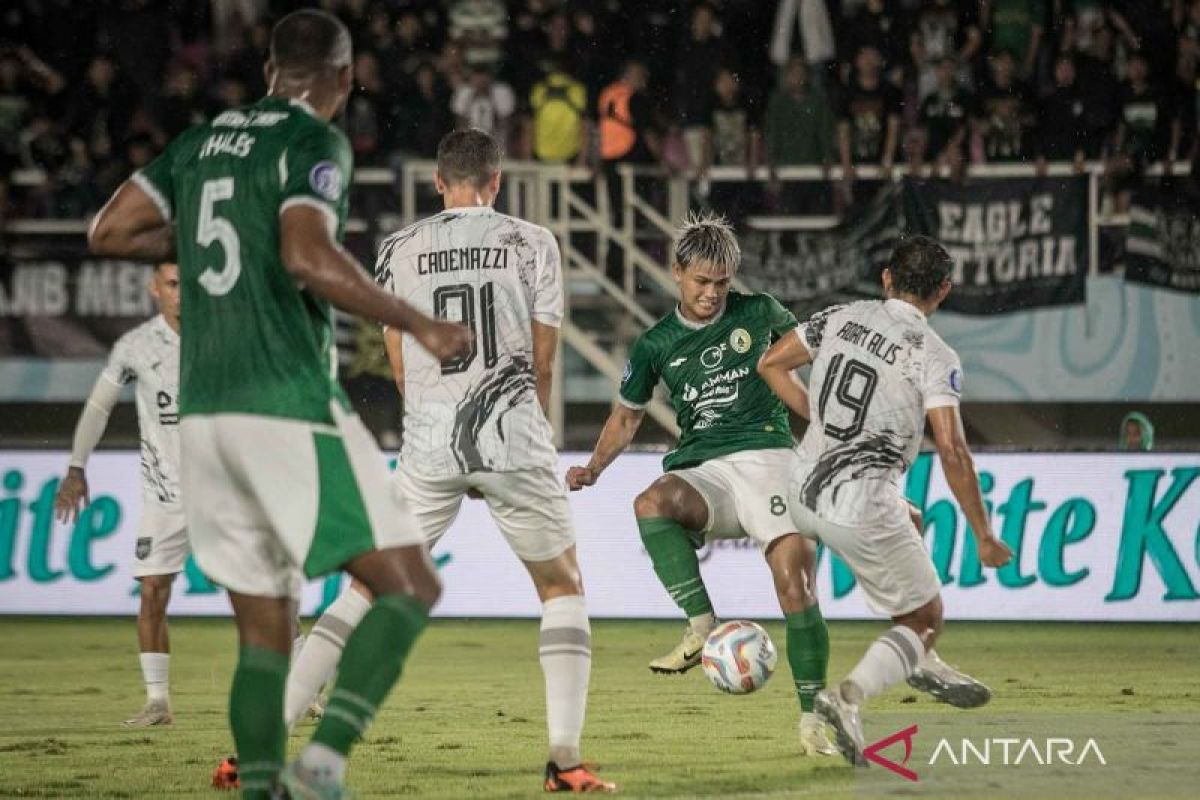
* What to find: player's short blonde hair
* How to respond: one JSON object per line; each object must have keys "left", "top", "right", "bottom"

{"left": 673, "top": 211, "right": 740, "bottom": 276}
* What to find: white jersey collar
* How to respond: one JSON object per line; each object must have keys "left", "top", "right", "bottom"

{"left": 674, "top": 302, "right": 726, "bottom": 330}
{"left": 443, "top": 205, "right": 495, "bottom": 214}
{"left": 154, "top": 314, "right": 180, "bottom": 344}
{"left": 885, "top": 297, "right": 926, "bottom": 321}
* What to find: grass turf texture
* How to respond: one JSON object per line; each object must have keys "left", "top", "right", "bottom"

{"left": 0, "top": 619, "right": 1196, "bottom": 799}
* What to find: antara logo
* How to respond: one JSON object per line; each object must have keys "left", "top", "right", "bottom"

{"left": 865, "top": 725, "right": 1107, "bottom": 782}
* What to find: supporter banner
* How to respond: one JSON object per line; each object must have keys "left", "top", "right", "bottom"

{"left": 1125, "top": 184, "right": 1200, "bottom": 293}
{"left": 901, "top": 176, "right": 1089, "bottom": 313}
{"left": 0, "top": 256, "right": 158, "bottom": 358}
{"left": 740, "top": 182, "right": 900, "bottom": 301}
{"left": 1, "top": 451, "right": 1197, "bottom": 621}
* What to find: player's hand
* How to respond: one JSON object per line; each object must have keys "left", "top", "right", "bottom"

{"left": 977, "top": 536, "right": 1013, "bottom": 568}
{"left": 413, "top": 318, "right": 472, "bottom": 362}
{"left": 565, "top": 466, "right": 598, "bottom": 491}
{"left": 54, "top": 467, "right": 89, "bottom": 524}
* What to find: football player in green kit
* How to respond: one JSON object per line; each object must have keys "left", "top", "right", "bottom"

{"left": 566, "top": 213, "right": 836, "bottom": 757}
{"left": 87, "top": 10, "right": 470, "bottom": 798}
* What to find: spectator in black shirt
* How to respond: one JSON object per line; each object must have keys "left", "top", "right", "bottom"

{"left": 65, "top": 55, "right": 138, "bottom": 171}
{"left": 346, "top": 51, "right": 397, "bottom": 166}
{"left": 838, "top": 45, "right": 903, "bottom": 176}
{"left": 1107, "top": 51, "right": 1181, "bottom": 209}
{"left": 909, "top": 0, "right": 983, "bottom": 99}
{"left": 841, "top": 0, "right": 906, "bottom": 84}
{"left": 155, "top": 62, "right": 206, "bottom": 139}
{"left": 975, "top": 50, "right": 1036, "bottom": 163}
{"left": 676, "top": 3, "right": 729, "bottom": 170}
{"left": 917, "top": 56, "right": 974, "bottom": 172}
{"left": 1037, "top": 54, "right": 1089, "bottom": 173}
{"left": 395, "top": 61, "right": 454, "bottom": 159}
{"left": 1073, "top": 23, "right": 1123, "bottom": 155}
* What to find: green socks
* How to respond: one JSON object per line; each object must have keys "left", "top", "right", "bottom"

{"left": 637, "top": 517, "right": 714, "bottom": 618}
{"left": 312, "top": 593, "right": 429, "bottom": 755}
{"left": 786, "top": 606, "right": 830, "bottom": 713}
{"left": 229, "top": 646, "right": 289, "bottom": 798}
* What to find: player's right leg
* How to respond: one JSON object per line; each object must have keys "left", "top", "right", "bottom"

{"left": 632, "top": 474, "right": 715, "bottom": 673}
{"left": 791, "top": 499, "right": 941, "bottom": 766}
{"left": 284, "top": 581, "right": 373, "bottom": 729}
{"left": 125, "top": 504, "right": 188, "bottom": 727}
{"left": 473, "top": 467, "right": 614, "bottom": 793}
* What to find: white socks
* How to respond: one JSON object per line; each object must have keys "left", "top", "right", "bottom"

{"left": 298, "top": 742, "right": 347, "bottom": 784}
{"left": 539, "top": 595, "right": 591, "bottom": 768}
{"left": 845, "top": 625, "right": 924, "bottom": 704}
{"left": 688, "top": 612, "right": 717, "bottom": 637}
{"left": 140, "top": 652, "right": 169, "bottom": 704}
{"left": 284, "top": 587, "right": 372, "bottom": 727}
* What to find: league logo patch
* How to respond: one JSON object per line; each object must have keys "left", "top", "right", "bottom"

{"left": 949, "top": 368, "right": 963, "bottom": 394}
{"left": 308, "top": 161, "right": 343, "bottom": 201}
{"left": 136, "top": 537, "right": 152, "bottom": 560}
{"left": 729, "top": 328, "right": 752, "bottom": 354}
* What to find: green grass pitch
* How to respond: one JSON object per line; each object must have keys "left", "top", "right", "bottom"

{"left": 0, "top": 619, "right": 1197, "bottom": 798}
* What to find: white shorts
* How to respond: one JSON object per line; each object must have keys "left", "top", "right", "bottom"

{"left": 790, "top": 497, "right": 939, "bottom": 617}
{"left": 180, "top": 403, "right": 425, "bottom": 599}
{"left": 393, "top": 464, "right": 575, "bottom": 562}
{"left": 672, "top": 449, "right": 798, "bottom": 548}
{"left": 132, "top": 501, "right": 188, "bottom": 578}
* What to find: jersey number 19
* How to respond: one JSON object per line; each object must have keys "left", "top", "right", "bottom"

{"left": 818, "top": 354, "right": 878, "bottom": 441}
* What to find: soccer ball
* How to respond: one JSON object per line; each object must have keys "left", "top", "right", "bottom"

{"left": 701, "top": 620, "right": 778, "bottom": 694}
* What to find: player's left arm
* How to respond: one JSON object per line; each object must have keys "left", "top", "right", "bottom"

{"left": 88, "top": 179, "right": 175, "bottom": 262}
{"left": 532, "top": 321, "right": 557, "bottom": 415}
{"left": 382, "top": 326, "right": 405, "bottom": 399}
{"left": 757, "top": 329, "right": 813, "bottom": 420}
{"left": 531, "top": 227, "right": 564, "bottom": 416}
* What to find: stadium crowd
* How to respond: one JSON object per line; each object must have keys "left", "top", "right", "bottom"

{"left": 1, "top": 0, "right": 1198, "bottom": 220}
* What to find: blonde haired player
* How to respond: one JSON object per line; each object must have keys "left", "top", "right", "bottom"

{"left": 566, "top": 212, "right": 837, "bottom": 758}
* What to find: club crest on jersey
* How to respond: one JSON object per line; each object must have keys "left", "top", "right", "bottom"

{"left": 682, "top": 383, "right": 699, "bottom": 402}
{"left": 309, "top": 161, "right": 342, "bottom": 201}
{"left": 729, "top": 328, "right": 752, "bottom": 354}
{"left": 135, "top": 537, "right": 152, "bottom": 560}
{"left": 949, "top": 368, "right": 963, "bottom": 394}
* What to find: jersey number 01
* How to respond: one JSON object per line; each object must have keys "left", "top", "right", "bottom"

{"left": 433, "top": 282, "right": 499, "bottom": 374}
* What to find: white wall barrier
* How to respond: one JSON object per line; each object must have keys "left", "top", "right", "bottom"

{"left": 0, "top": 451, "right": 1197, "bottom": 621}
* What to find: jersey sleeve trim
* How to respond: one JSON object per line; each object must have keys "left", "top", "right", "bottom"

{"left": 924, "top": 394, "right": 960, "bottom": 410}
{"left": 532, "top": 311, "right": 562, "bottom": 328}
{"left": 131, "top": 172, "right": 172, "bottom": 222}
{"left": 280, "top": 196, "right": 337, "bottom": 236}
{"left": 617, "top": 395, "right": 648, "bottom": 410}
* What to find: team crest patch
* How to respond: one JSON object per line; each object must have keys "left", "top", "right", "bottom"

{"left": 949, "top": 368, "right": 963, "bottom": 394}
{"left": 308, "top": 161, "right": 343, "bottom": 201}
{"left": 135, "top": 537, "right": 152, "bottom": 560}
{"left": 729, "top": 328, "right": 752, "bottom": 354}
{"left": 621, "top": 360, "right": 632, "bottom": 385}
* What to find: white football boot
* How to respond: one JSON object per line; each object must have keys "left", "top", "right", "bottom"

{"left": 648, "top": 627, "right": 706, "bottom": 674}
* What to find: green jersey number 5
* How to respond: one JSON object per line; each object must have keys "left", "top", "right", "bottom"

{"left": 197, "top": 178, "right": 242, "bottom": 296}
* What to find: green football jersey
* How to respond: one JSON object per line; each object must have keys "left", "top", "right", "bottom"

{"left": 135, "top": 96, "right": 352, "bottom": 423}
{"left": 620, "top": 291, "right": 797, "bottom": 471}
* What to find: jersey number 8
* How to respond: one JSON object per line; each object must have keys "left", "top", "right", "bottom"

{"left": 433, "top": 282, "right": 499, "bottom": 374}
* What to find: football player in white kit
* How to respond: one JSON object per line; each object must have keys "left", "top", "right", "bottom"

{"left": 284, "top": 129, "right": 614, "bottom": 792}
{"left": 54, "top": 262, "right": 185, "bottom": 727}
{"left": 757, "top": 235, "right": 1013, "bottom": 765}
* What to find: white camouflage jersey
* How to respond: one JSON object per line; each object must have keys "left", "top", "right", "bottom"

{"left": 791, "top": 299, "right": 963, "bottom": 527}
{"left": 103, "top": 315, "right": 181, "bottom": 505}
{"left": 375, "top": 206, "right": 563, "bottom": 477}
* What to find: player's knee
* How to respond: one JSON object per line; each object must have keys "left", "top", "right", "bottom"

{"left": 633, "top": 488, "right": 667, "bottom": 520}
{"left": 139, "top": 576, "right": 173, "bottom": 610}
